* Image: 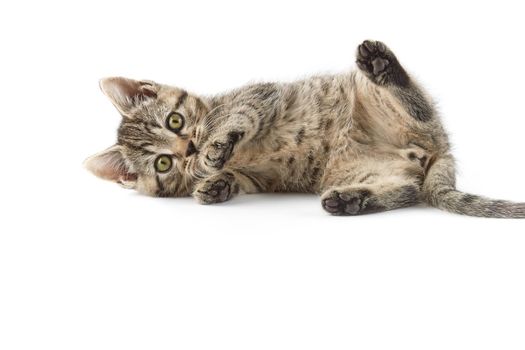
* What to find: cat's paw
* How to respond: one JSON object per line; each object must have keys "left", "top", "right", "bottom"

{"left": 357, "top": 40, "right": 389, "bottom": 75}
{"left": 356, "top": 40, "right": 407, "bottom": 86}
{"left": 321, "top": 188, "right": 383, "bottom": 216}
{"left": 201, "top": 132, "right": 243, "bottom": 171}
{"left": 193, "top": 172, "right": 239, "bottom": 204}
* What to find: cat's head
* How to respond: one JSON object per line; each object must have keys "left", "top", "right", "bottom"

{"left": 84, "top": 77, "right": 209, "bottom": 197}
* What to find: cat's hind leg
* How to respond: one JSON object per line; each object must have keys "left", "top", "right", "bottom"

{"left": 321, "top": 183, "right": 420, "bottom": 216}
{"left": 320, "top": 157, "right": 424, "bottom": 215}
{"left": 356, "top": 40, "right": 433, "bottom": 122}
{"left": 321, "top": 184, "right": 420, "bottom": 215}
{"left": 356, "top": 40, "right": 409, "bottom": 87}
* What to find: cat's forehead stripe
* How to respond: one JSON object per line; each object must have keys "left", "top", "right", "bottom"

{"left": 173, "top": 90, "right": 188, "bottom": 110}
{"left": 118, "top": 119, "right": 167, "bottom": 155}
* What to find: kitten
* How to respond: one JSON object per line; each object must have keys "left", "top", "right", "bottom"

{"left": 85, "top": 40, "right": 525, "bottom": 218}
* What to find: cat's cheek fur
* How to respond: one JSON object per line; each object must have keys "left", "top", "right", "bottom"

{"left": 131, "top": 177, "right": 156, "bottom": 197}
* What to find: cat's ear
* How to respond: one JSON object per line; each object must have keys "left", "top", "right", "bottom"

{"left": 99, "top": 77, "right": 158, "bottom": 116}
{"left": 84, "top": 145, "right": 137, "bottom": 188}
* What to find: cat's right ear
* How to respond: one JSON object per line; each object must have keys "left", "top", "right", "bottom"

{"left": 84, "top": 145, "right": 137, "bottom": 188}
{"left": 99, "top": 77, "right": 157, "bottom": 116}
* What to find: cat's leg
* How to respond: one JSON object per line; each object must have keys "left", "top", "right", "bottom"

{"left": 195, "top": 84, "right": 283, "bottom": 171}
{"left": 192, "top": 168, "right": 267, "bottom": 204}
{"left": 321, "top": 182, "right": 420, "bottom": 215}
{"left": 356, "top": 40, "right": 433, "bottom": 122}
{"left": 193, "top": 171, "right": 239, "bottom": 204}
{"left": 199, "top": 131, "right": 244, "bottom": 171}
{"left": 320, "top": 157, "right": 424, "bottom": 215}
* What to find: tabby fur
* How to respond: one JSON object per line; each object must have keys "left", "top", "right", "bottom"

{"left": 85, "top": 40, "right": 525, "bottom": 218}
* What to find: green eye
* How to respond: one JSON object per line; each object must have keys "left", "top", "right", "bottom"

{"left": 166, "top": 112, "right": 184, "bottom": 132}
{"left": 154, "top": 155, "right": 172, "bottom": 173}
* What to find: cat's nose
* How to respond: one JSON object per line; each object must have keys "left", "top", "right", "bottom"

{"left": 185, "top": 140, "right": 198, "bottom": 157}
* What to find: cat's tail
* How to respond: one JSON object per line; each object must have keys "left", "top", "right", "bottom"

{"left": 422, "top": 154, "right": 525, "bottom": 218}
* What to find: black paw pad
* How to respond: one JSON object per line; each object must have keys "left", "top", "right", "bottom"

{"left": 371, "top": 57, "right": 389, "bottom": 75}
{"left": 356, "top": 40, "right": 408, "bottom": 86}
{"left": 357, "top": 40, "right": 391, "bottom": 77}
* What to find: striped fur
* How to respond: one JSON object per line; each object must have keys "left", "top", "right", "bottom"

{"left": 85, "top": 41, "right": 525, "bottom": 218}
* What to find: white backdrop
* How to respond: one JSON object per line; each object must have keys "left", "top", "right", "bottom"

{"left": 1, "top": 1, "right": 524, "bottom": 349}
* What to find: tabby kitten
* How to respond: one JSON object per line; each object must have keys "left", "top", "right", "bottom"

{"left": 85, "top": 40, "right": 525, "bottom": 218}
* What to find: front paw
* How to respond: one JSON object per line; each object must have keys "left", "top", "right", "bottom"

{"left": 201, "top": 131, "right": 243, "bottom": 171}
{"left": 193, "top": 172, "right": 239, "bottom": 204}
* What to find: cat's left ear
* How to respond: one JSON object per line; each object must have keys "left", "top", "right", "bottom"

{"left": 99, "top": 77, "right": 158, "bottom": 116}
{"left": 84, "top": 145, "right": 137, "bottom": 188}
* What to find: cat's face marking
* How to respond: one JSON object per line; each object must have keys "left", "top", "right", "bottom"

{"left": 85, "top": 77, "right": 209, "bottom": 197}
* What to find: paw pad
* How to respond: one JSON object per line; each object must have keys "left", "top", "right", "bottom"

{"left": 356, "top": 40, "right": 391, "bottom": 78}
{"left": 203, "top": 132, "right": 242, "bottom": 170}
{"left": 194, "top": 174, "right": 237, "bottom": 205}
{"left": 322, "top": 190, "right": 369, "bottom": 215}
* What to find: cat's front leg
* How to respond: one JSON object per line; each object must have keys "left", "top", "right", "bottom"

{"left": 192, "top": 171, "right": 240, "bottom": 204}
{"left": 196, "top": 83, "right": 282, "bottom": 172}
{"left": 192, "top": 168, "right": 267, "bottom": 204}
{"left": 200, "top": 130, "right": 244, "bottom": 171}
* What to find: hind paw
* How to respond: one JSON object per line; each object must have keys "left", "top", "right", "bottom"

{"left": 356, "top": 40, "right": 408, "bottom": 86}
{"left": 321, "top": 188, "right": 383, "bottom": 216}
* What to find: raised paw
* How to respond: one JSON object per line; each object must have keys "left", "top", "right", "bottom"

{"left": 202, "top": 132, "right": 243, "bottom": 171}
{"left": 193, "top": 173, "right": 239, "bottom": 204}
{"left": 357, "top": 40, "right": 389, "bottom": 75}
{"left": 321, "top": 188, "right": 383, "bottom": 216}
{"left": 356, "top": 40, "right": 408, "bottom": 86}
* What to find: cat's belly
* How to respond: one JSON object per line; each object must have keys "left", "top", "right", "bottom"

{"left": 229, "top": 138, "right": 329, "bottom": 193}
